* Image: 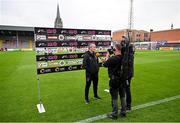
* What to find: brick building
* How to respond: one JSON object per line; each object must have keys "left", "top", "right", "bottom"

{"left": 112, "top": 29, "right": 149, "bottom": 42}
{"left": 150, "top": 28, "right": 180, "bottom": 50}
{"left": 151, "top": 28, "right": 180, "bottom": 43}
{"left": 113, "top": 28, "right": 180, "bottom": 50}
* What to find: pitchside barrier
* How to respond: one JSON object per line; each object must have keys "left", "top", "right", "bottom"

{"left": 34, "top": 27, "right": 112, "bottom": 113}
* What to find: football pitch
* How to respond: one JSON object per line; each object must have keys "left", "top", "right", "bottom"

{"left": 0, "top": 51, "right": 180, "bottom": 122}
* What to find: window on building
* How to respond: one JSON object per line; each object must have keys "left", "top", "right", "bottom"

{"left": 144, "top": 33, "right": 148, "bottom": 37}
{"left": 136, "top": 34, "right": 141, "bottom": 37}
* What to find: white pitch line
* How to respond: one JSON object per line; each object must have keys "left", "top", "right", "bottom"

{"left": 75, "top": 95, "right": 180, "bottom": 123}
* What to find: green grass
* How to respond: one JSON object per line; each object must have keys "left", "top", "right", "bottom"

{"left": 100, "top": 99, "right": 180, "bottom": 122}
{"left": 0, "top": 51, "right": 180, "bottom": 122}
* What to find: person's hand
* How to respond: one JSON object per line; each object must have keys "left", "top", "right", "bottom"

{"left": 105, "top": 52, "right": 110, "bottom": 61}
{"left": 101, "top": 57, "right": 106, "bottom": 63}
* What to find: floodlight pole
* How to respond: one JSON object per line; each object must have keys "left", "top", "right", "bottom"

{"left": 127, "top": 0, "right": 134, "bottom": 42}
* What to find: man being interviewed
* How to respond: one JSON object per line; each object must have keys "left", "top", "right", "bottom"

{"left": 83, "top": 43, "right": 101, "bottom": 104}
{"left": 103, "top": 44, "right": 126, "bottom": 119}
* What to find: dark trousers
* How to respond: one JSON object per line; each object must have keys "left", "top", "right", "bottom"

{"left": 125, "top": 78, "right": 132, "bottom": 107}
{"left": 109, "top": 83, "right": 126, "bottom": 115}
{"left": 85, "top": 72, "right": 98, "bottom": 100}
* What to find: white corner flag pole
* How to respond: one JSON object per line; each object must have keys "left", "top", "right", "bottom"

{"left": 36, "top": 75, "right": 45, "bottom": 113}
{"left": 34, "top": 32, "right": 45, "bottom": 113}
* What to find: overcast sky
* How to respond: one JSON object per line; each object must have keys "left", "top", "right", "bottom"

{"left": 0, "top": 0, "right": 180, "bottom": 32}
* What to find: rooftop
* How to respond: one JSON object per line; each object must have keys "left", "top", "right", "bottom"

{"left": 0, "top": 25, "right": 34, "bottom": 32}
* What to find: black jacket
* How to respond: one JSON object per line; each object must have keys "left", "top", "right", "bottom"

{"left": 121, "top": 44, "right": 134, "bottom": 78}
{"left": 128, "top": 45, "right": 134, "bottom": 78}
{"left": 104, "top": 55, "right": 123, "bottom": 88}
{"left": 83, "top": 51, "right": 99, "bottom": 74}
{"left": 104, "top": 55, "right": 122, "bottom": 78}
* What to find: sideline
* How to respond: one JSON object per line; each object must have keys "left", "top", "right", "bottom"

{"left": 75, "top": 95, "right": 180, "bottom": 123}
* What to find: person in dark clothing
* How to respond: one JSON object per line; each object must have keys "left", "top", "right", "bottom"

{"left": 121, "top": 42, "right": 135, "bottom": 111}
{"left": 83, "top": 43, "right": 101, "bottom": 104}
{"left": 125, "top": 44, "right": 134, "bottom": 110}
{"left": 103, "top": 44, "right": 126, "bottom": 119}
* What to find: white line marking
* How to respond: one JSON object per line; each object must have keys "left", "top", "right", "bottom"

{"left": 75, "top": 95, "right": 180, "bottom": 123}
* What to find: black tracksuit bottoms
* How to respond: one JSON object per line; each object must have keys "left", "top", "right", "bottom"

{"left": 85, "top": 72, "right": 98, "bottom": 100}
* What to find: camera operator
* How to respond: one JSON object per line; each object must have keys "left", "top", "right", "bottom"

{"left": 121, "top": 40, "right": 135, "bottom": 111}
{"left": 83, "top": 43, "right": 101, "bottom": 104}
{"left": 103, "top": 44, "right": 126, "bottom": 119}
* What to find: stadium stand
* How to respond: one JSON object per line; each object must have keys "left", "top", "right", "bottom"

{"left": 0, "top": 25, "right": 34, "bottom": 51}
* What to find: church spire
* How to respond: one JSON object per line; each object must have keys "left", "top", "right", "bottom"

{"left": 57, "top": 4, "right": 60, "bottom": 18}
{"left": 54, "top": 3, "right": 63, "bottom": 28}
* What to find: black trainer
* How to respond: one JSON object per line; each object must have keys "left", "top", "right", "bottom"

{"left": 119, "top": 113, "right": 126, "bottom": 117}
{"left": 94, "top": 96, "right": 101, "bottom": 100}
{"left": 126, "top": 106, "right": 131, "bottom": 111}
{"left": 107, "top": 113, "right": 118, "bottom": 119}
{"left": 85, "top": 99, "right": 90, "bottom": 104}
